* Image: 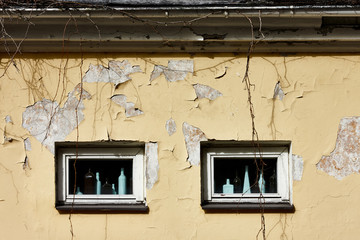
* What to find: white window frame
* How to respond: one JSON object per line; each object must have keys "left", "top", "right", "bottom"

{"left": 56, "top": 144, "right": 145, "bottom": 206}
{"left": 201, "top": 143, "right": 292, "bottom": 205}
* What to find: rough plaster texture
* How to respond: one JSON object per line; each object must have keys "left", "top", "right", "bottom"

{"left": 2, "top": 55, "right": 360, "bottom": 240}
{"left": 145, "top": 142, "right": 159, "bottom": 189}
{"left": 317, "top": 117, "right": 360, "bottom": 180}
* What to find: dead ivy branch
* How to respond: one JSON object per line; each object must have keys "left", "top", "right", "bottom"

{"left": 240, "top": 12, "right": 267, "bottom": 240}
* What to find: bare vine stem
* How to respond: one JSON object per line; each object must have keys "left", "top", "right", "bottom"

{"left": 240, "top": 12, "right": 266, "bottom": 240}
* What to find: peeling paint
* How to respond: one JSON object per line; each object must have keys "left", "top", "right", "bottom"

{"left": 146, "top": 142, "right": 159, "bottom": 190}
{"left": 150, "top": 60, "right": 193, "bottom": 82}
{"left": 24, "top": 138, "right": 31, "bottom": 151}
{"left": 193, "top": 84, "right": 222, "bottom": 100}
{"left": 182, "top": 122, "right": 207, "bottom": 166}
{"left": 292, "top": 154, "right": 303, "bottom": 181}
{"left": 22, "top": 156, "right": 30, "bottom": 170}
{"left": 108, "top": 60, "right": 142, "bottom": 85}
{"left": 111, "top": 94, "right": 143, "bottom": 117}
{"left": 3, "top": 135, "right": 13, "bottom": 143}
{"left": 22, "top": 84, "right": 91, "bottom": 154}
{"left": 165, "top": 118, "right": 176, "bottom": 136}
{"left": 5, "top": 115, "right": 12, "bottom": 124}
{"left": 83, "top": 60, "right": 141, "bottom": 86}
{"left": 273, "top": 81, "right": 285, "bottom": 100}
{"left": 317, "top": 117, "right": 360, "bottom": 180}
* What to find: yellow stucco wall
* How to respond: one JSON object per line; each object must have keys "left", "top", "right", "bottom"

{"left": 1, "top": 53, "right": 360, "bottom": 239}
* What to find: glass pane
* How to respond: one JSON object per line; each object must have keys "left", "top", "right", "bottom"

{"left": 213, "top": 158, "right": 277, "bottom": 194}
{"left": 68, "top": 159, "right": 133, "bottom": 195}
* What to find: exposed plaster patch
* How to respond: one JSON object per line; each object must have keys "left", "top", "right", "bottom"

{"left": 24, "top": 138, "right": 31, "bottom": 151}
{"left": 22, "top": 84, "right": 91, "bottom": 154}
{"left": 82, "top": 64, "right": 109, "bottom": 83}
{"left": 150, "top": 60, "right": 193, "bottom": 82}
{"left": 317, "top": 117, "right": 360, "bottom": 180}
{"left": 83, "top": 60, "right": 141, "bottom": 86}
{"left": 111, "top": 94, "right": 143, "bottom": 117}
{"left": 5, "top": 115, "right": 12, "bottom": 124}
{"left": 108, "top": 60, "right": 142, "bottom": 85}
{"left": 165, "top": 118, "right": 176, "bottom": 136}
{"left": 292, "top": 154, "right": 304, "bottom": 181}
{"left": 146, "top": 142, "right": 159, "bottom": 189}
{"left": 193, "top": 84, "right": 222, "bottom": 101}
{"left": 273, "top": 81, "right": 285, "bottom": 100}
{"left": 182, "top": 122, "right": 207, "bottom": 166}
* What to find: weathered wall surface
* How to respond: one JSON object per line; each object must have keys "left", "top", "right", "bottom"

{"left": 1, "top": 53, "right": 360, "bottom": 239}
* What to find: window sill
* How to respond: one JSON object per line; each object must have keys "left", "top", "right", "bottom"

{"left": 56, "top": 203, "right": 149, "bottom": 213}
{"left": 201, "top": 202, "right": 295, "bottom": 213}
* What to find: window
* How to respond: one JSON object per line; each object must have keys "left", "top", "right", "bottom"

{"left": 55, "top": 142, "right": 147, "bottom": 212}
{"left": 201, "top": 141, "right": 294, "bottom": 212}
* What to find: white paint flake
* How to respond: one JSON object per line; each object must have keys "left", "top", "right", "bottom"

{"left": 146, "top": 142, "right": 159, "bottom": 189}
{"left": 108, "top": 60, "right": 142, "bottom": 85}
{"left": 165, "top": 118, "right": 176, "bottom": 136}
{"left": 22, "top": 84, "right": 91, "bottom": 154}
{"left": 273, "top": 81, "right": 285, "bottom": 100}
{"left": 182, "top": 122, "right": 207, "bottom": 166}
{"left": 83, "top": 60, "right": 141, "bottom": 86}
{"left": 317, "top": 117, "right": 360, "bottom": 180}
{"left": 5, "top": 115, "right": 12, "bottom": 124}
{"left": 24, "top": 138, "right": 31, "bottom": 151}
{"left": 193, "top": 84, "right": 222, "bottom": 100}
{"left": 150, "top": 60, "right": 193, "bottom": 82}
{"left": 292, "top": 154, "right": 303, "bottom": 181}
{"left": 111, "top": 94, "right": 143, "bottom": 117}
